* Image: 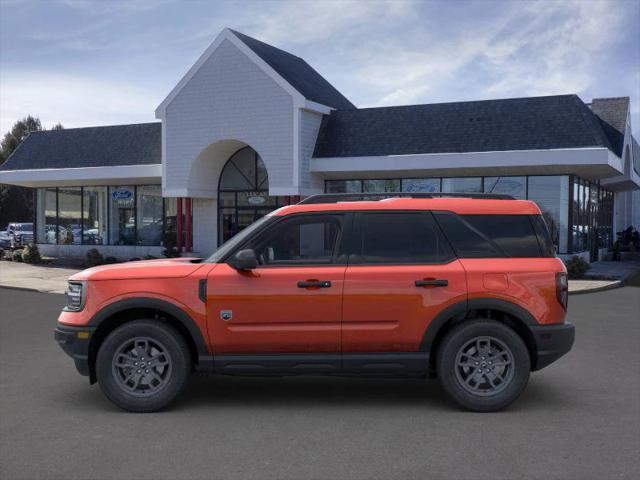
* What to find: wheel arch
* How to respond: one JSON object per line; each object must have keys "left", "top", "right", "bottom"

{"left": 421, "top": 298, "right": 539, "bottom": 373}
{"left": 87, "top": 298, "right": 210, "bottom": 383}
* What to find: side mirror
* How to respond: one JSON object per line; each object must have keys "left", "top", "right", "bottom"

{"left": 228, "top": 249, "right": 258, "bottom": 271}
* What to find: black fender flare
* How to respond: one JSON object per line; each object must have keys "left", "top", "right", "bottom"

{"left": 87, "top": 297, "right": 210, "bottom": 358}
{"left": 419, "top": 297, "right": 537, "bottom": 352}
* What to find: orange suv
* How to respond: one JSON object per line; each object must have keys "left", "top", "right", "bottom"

{"left": 54, "top": 193, "right": 574, "bottom": 412}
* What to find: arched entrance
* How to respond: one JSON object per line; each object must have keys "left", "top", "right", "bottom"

{"left": 218, "top": 146, "right": 282, "bottom": 244}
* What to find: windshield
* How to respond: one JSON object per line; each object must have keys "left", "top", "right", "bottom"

{"left": 206, "top": 215, "right": 272, "bottom": 263}
{"left": 14, "top": 224, "right": 33, "bottom": 231}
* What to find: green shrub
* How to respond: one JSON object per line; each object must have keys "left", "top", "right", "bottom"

{"left": 564, "top": 255, "right": 590, "bottom": 279}
{"left": 143, "top": 255, "right": 157, "bottom": 260}
{"left": 0, "top": 249, "right": 5, "bottom": 260}
{"left": 129, "top": 257, "right": 141, "bottom": 262}
{"left": 12, "top": 250, "right": 23, "bottom": 262}
{"left": 103, "top": 256, "right": 119, "bottom": 264}
{"left": 22, "top": 244, "right": 42, "bottom": 264}
{"left": 85, "top": 248, "right": 104, "bottom": 267}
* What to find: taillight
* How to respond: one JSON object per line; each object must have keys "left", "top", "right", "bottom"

{"left": 556, "top": 272, "right": 568, "bottom": 310}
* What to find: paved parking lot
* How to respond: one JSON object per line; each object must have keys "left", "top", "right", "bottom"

{"left": 1, "top": 286, "right": 639, "bottom": 480}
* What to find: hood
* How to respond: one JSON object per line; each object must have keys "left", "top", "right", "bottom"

{"left": 70, "top": 257, "right": 205, "bottom": 281}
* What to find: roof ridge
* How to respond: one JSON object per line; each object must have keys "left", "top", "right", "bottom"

{"left": 30, "top": 122, "right": 160, "bottom": 134}
{"left": 228, "top": 29, "right": 303, "bottom": 61}
{"left": 570, "top": 95, "right": 613, "bottom": 151}
{"left": 346, "top": 94, "right": 579, "bottom": 112}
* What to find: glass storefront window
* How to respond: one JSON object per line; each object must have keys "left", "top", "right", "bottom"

{"left": 325, "top": 180, "right": 362, "bottom": 193}
{"left": 163, "top": 197, "right": 177, "bottom": 248}
{"left": 442, "top": 177, "right": 482, "bottom": 193}
{"left": 484, "top": 177, "right": 526, "bottom": 199}
{"left": 136, "top": 186, "right": 163, "bottom": 246}
{"left": 36, "top": 188, "right": 57, "bottom": 244}
{"left": 109, "top": 186, "right": 136, "bottom": 245}
{"left": 36, "top": 185, "right": 169, "bottom": 247}
{"left": 402, "top": 178, "right": 440, "bottom": 192}
{"left": 362, "top": 179, "right": 400, "bottom": 192}
{"left": 527, "top": 176, "right": 569, "bottom": 253}
{"left": 57, "top": 188, "right": 82, "bottom": 245}
{"left": 82, "top": 187, "right": 107, "bottom": 245}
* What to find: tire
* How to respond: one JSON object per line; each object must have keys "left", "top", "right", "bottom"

{"left": 436, "top": 319, "right": 530, "bottom": 412}
{"left": 96, "top": 320, "right": 191, "bottom": 412}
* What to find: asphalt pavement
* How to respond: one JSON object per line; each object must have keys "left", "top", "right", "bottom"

{"left": 0, "top": 286, "right": 639, "bottom": 480}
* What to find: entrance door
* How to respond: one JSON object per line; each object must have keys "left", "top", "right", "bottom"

{"left": 341, "top": 212, "right": 467, "bottom": 357}
{"left": 207, "top": 213, "right": 348, "bottom": 366}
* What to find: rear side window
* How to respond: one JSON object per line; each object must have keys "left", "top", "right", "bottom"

{"left": 355, "top": 212, "right": 454, "bottom": 264}
{"left": 434, "top": 212, "right": 546, "bottom": 258}
{"left": 530, "top": 215, "right": 556, "bottom": 257}
{"left": 462, "top": 215, "right": 542, "bottom": 257}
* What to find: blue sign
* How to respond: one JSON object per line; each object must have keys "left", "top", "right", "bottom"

{"left": 111, "top": 188, "right": 133, "bottom": 201}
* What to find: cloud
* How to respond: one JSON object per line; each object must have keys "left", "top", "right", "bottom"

{"left": 0, "top": 72, "right": 158, "bottom": 132}
{"left": 247, "top": 0, "right": 412, "bottom": 45}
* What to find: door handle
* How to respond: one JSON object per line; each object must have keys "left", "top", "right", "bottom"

{"left": 415, "top": 279, "right": 448, "bottom": 287}
{"left": 297, "top": 280, "right": 332, "bottom": 288}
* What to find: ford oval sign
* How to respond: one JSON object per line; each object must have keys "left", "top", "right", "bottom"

{"left": 247, "top": 195, "right": 267, "bottom": 205}
{"left": 112, "top": 189, "right": 133, "bottom": 201}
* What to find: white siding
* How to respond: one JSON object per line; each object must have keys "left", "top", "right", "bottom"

{"left": 299, "top": 109, "right": 324, "bottom": 193}
{"left": 192, "top": 198, "right": 217, "bottom": 256}
{"left": 163, "top": 39, "right": 295, "bottom": 196}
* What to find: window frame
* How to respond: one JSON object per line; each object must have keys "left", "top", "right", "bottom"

{"left": 349, "top": 210, "right": 457, "bottom": 266}
{"left": 222, "top": 212, "right": 352, "bottom": 268}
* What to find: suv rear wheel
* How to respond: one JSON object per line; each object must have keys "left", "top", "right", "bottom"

{"left": 436, "top": 319, "right": 530, "bottom": 412}
{"left": 96, "top": 320, "right": 191, "bottom": 412}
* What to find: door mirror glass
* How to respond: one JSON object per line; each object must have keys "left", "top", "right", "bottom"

{"left": 229, "top": 249, "right": 258, "bottom": 270}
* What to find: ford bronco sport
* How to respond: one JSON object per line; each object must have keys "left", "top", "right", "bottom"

{"left": 55, "top": 193, "right": 574, "bottom": 412}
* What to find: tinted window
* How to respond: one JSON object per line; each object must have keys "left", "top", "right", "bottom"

{"left": 462, "top": 215, "right": 542, "bottom": 257}
{"left": 434, "top": 212, "right": 502, "bottom": 258}
{"left": 250, "top": 215, "right": 343, "bottom": 265}
{"left": 530, "top": 215, "right": 555, "bottom": 257}
{"left": 357, "top": 212, "right": 454, "bottom": 264}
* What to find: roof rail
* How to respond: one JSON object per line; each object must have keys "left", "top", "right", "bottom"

{"left": 298, "top": 192, "right": 514, "bottom": 205}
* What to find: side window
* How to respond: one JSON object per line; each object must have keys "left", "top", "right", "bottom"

{"left": 433, "top": 212, "right": 503, "bottom": 258}
{"left": 356, "top": 212, "right": 454, "bottom": 264}
{"left": 462, "top": 215, "right": 542, "bottom": 258}
{"left": 249, "top": 215, "right": 343, "bottom": 266}
{"left": 530, "top": 215, "right": 556, "bottom": 257}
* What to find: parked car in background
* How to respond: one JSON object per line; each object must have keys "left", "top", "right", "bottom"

{"left": 0, "top": 230, "right": 11, "bottom": 249}
{"left": 5, "top": 223, "right": 34, "bottom": 249}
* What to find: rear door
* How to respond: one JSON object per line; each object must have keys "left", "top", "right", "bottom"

{"left": 341, "top": 211, "right": 467, "bottom": 356}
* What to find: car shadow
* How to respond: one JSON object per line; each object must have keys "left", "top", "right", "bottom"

{"left": 53, "top": 373, "right": 573, "bottom": 414}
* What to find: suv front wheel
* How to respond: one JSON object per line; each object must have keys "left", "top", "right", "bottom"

{"left": 436, "top": 319, "right": 530, "bottom": 412}
{"left": 96, "top": 320, "right": 191, "bottom": 412}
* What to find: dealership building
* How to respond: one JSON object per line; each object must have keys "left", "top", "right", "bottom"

{"left": 1, "top": 28, "right": 638, "bottom": 261}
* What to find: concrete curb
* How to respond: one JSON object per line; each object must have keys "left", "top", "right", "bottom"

{"left": 0, "top": 285, "right": 65, "bottom": 294}
{"left": 569, "top": 280, "right": 624, "bottom": 296}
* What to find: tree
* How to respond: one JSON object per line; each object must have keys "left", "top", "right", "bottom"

{"left": 0, "top": 116, "right": 62, "bottom": 228}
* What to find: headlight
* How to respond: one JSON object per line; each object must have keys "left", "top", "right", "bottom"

{"left": 64, "top": 281, "right": 86, "bottom": 311}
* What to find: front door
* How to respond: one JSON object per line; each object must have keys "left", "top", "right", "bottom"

{"left": 206, "top": 213, "right": 348, "bottom": 364}
{"left": 341, "top": 212, "right": 467, "bottom": 359}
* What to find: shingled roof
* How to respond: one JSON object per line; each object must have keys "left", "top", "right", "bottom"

{"left": 0, "top": 122, "right": 161, "bottom": 171}
{"left": 313, "top": 94, "right": 615, "bottom": 158}
{"left": 230, "top": 29, "right": 355, "bottom": 110}
{"left": 590, "top": 97, "right": 629, "bottom": 157}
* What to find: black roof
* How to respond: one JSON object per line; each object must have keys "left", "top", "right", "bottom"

{"left": 230, "top": 29, "right": 355, "bottom": 110}
{"left": 0, "top": 122, "right": 161, "bottom": 171}
{"left": 313, "top": 94, "right": 615, "bottom": 158}
{"left": 590, "top": 97, "right": 629, "bottom": 157}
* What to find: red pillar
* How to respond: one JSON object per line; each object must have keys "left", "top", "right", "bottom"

{"left": 185, "top": 198, "right": 192, "bottom": 252}
{"left": 176, "top": 197, "right": 183, "bottom": 253}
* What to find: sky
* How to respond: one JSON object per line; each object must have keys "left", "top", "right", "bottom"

{"left": 1, "top": 0, "right": 639, "bottom": 135}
